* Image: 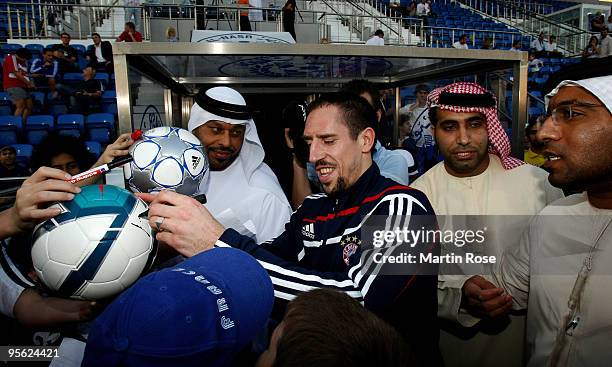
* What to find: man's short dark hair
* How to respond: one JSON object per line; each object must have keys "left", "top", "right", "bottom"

{"left": 125, "top": 22, "right": 136, "bottom": 30}
{"left": 0, "top": 146, "right": 16, "bottom": 154}
{"left": 16, "top": 48, "right": 32, "bottom": 60}
{"left": 92, "top": 32, "right": 101, "bottom": 38}
{"left": 307, "top": 92, "right": 377, "bottom": 140}
{"left": 30, "top": 133, "right": 96, "bottom": 172}
{"left": 374, "top": 29, "right": 384, "bottom": 37}
{"left": 512, "top": 40, "right": 521, "bottom": 47}
{"left": 274, "top": 289, "right": 414, "bottom": 367}
{"left": 339, "top": 79, "right": 381, "bottom": 110}
{"left": 60, "top": 32, "right": 70, "bottom": 38}
{"left": 415, "top": 83, "right": 430, "bottom": 94}
{"left": 459, "top": 34, "right": 467, "bottom": 40}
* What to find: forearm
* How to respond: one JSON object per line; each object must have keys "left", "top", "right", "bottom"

{"left": 0, "top": 207, "right": 21, "bottom": 240}
{"left": 13, "top": 289, "right": 93, "bottom": 327}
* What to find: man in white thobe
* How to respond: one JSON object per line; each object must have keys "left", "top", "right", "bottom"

{"left": 411, "top": 82, "right": 563, "bottom": 367}
{"left": 188, "top": 86, "right": 292, "bottom": 242}
{"left": 464, "top": 73, "right": 612, "bottom": 367}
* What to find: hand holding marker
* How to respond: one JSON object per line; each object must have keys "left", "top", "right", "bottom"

{"left": 67, "top": 130, "right": 143, "bottom": 184}
{"left": 64, "top": 129, "right": 208, "bottom": 214}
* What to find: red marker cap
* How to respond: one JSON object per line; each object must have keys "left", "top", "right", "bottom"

{"left": 131, "top": 130, "right": 143, "bottom": 141}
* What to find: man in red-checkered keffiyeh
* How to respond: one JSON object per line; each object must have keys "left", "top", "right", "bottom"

{"left": 411, "top": 82, "right": 563, "bottom": 367}
{"left": 427, "top": 82, "right": 524, "bottom": 171}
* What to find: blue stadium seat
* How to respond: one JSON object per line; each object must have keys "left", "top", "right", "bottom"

{"left": 72, "top": 44, "right": 87, "bottom": 57}
{"left": 102, "top": 91, "right": 117, "bottom": 115}
{"left": 25, "top": 115, "right": 54, "bottom": 145}
{"left": 87, "top": 113, "right": 115, "bottom": 144}
{"left": 0, "top": 116, "right": 23, "bottom": 146}
{"left": 25, "top": 44, "right": 44, "bottom": 58}
{"left": 30, "top": 92, "right": 46, "bottom": 114}
{"left": 78, "top": 58, "right": 89, "bottom": 70}
{"left": 528, "top": 106, "right": 544, "bottom": 118}
{"left": 57, "top": 114, "right": 85, "bottom": 138}
{"left": 11, "top": 144, "right": 33, "bottom": 166}
{"left": 1, "top": 44, "right": 21, "bottom": 53}
{"left": 85, "top": 141, "right": 102, "bottom": 158}
{"left": 46, "top": 92, "right": 68, "bottom": 116}
{"left": 94, "top": 73, "right": 109, "bottom": 89}
{"left": 535, "top": 75, "right": 549, "bottom": 85}
{"left": 62, "top": 73, "right": 84, "bottom": 86}
{"left": 0, "top": 92, "right": 12, "bottom": 115}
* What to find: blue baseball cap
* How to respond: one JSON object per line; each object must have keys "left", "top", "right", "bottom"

{"left": 82, "top": 247, "right": 274, "bottom": 367}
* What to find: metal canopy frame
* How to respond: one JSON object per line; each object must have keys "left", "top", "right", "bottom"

{"left": 112, "top": 43, "right": 528, "bottom": 158}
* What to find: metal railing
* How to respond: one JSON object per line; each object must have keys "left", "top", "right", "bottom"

{"left": 422, "top": 25, "right": 522, "bottom": 48}
{"left": 5, "top": 1, "right": 117, "bottom": 39}
{"left": 3, "top": 1, "right": 422, "bottom": 45}
{"left": 450, "top": 0, "right": 593, "bottom": 55}
{"left": 310, "top": 0, "right": 416, "bottom": 43}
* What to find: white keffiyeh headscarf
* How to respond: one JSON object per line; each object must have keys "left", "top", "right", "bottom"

{"left": 545, "top": 76, "right": 612, "bottom": 114}
{"left": 188, "top": 86, "right": 265, "bottom": 181}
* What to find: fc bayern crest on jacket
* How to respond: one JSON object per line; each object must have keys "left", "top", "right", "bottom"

{"left": 341, "top": 235, "right": 361, "bottom": 266}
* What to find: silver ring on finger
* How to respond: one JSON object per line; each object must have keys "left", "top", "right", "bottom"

{"left": 155, "top": 216, "right": 165, "bottom": 232}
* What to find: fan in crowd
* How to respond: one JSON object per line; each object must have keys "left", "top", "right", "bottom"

{"left": 523, "top": 115, "right": 546, "bottom": 168}
{"left": 582, "top": 35, "right": 599, "bottom": 59}
{"left": 0, "top": 146, "right": 30, "bottom": 191}
{"left": 53, "top": 32, "right": 80, "bottom": 74}
{"left": 509, "top": 39, "right": 522, "bottom": 51}
{"left": 29, "top": 48, "right": 59, "bottom": 96}
{"left": 116, "top": 22, "right": 143, "bottom": 42}
{"left": 598, "top": 28, "right": 612, "bottom": 57}
{"left": 86, "top": 33, "right": 114, "bottom": 73}
{"left": 2, "top": 48, "right": 35, "bottom": 122}
{"left": 410, "top": 81, "right": 562, "bottom": 367}
{"left": 463, "top": 66, "right": 612, "bottom": 367}
{"left": 55, "top": 66, "right": 104, "bottom": 114}
{"left": 452, "top": 34, "right": 469, "bottom": 49}
{"left": 365, "top": 29, "right": 385, "bottom": 46}
{"left": 399, "top": 83, "right": 437, "bottom": 177}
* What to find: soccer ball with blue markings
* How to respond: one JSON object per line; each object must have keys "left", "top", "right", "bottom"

{"left": 31, "top": 185, "right": 156, "bottom": 300}
{"left": 123, "top": 126, "right": 208, "bottom": 196}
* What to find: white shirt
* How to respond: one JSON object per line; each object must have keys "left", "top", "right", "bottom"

{"left": 94, "top": 44, "right": 106, "bottom": 63}
{"left": 531, "top": 38, "right": 545, "bottom": 51}
{"left": 509, "top": 46, "right": 521, "bottom": 52}
{"left": 453, "top": 41, "right": 468, "bottom": 49}
{"left": 365, "top": 36, "right": 384, "bottom": 46}
{"left": 416, "top": 2, "right": 428, "bottom": 16}
{"left": 411, "top": 155, "right": 563, "bottom": 367}
{"left": 205, "top": 158, "right": 292, "bottom": 243}
{"left": 544, "top": 41, "right": 557, "bottom": 52}
{"left": 492, "top": 192, "right": 612, "bottom": 366}
{"left": 599, "top": 35, "right": 612, "bottom": 57}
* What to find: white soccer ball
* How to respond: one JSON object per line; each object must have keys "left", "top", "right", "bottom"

{"left": 124, "top": 127, "right": 208, "bottom": 196}
{"left": 31, "top": 185, "right": 156, "bottom": 300}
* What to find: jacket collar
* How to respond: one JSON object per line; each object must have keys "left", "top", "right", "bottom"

{"left": 330, "top": 163, "right": 380, "bottom": 209}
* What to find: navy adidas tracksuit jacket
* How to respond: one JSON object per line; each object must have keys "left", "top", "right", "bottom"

{"left": 218, "top": 164, "right": 442, "bottom": 365}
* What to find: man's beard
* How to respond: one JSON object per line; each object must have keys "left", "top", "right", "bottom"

{"left": 327, "top": 176, "right": 349, "bottom": 198}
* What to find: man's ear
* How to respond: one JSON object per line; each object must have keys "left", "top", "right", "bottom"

{"left": 359, "top": 127, "right": 376, "bottom": 154}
